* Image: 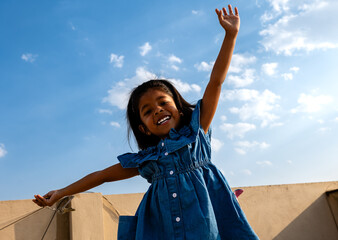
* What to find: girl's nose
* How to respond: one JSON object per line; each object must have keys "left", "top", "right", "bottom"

{"left": 154, "top": 107, "right": 163, "bottom": 115}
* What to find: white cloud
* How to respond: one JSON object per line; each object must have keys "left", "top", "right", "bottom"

{"left": 317, "top": 127, "right": 331, "bottom": 133}
{"left": 242, "top": 169, "right": 252, "bottom": 176}
{"left": 291, "top": 93, "right": 333, "bottom": 113}
{"left": 21, "top": 53, "right": 38, "bottom": 63}
{"left": 168, "top": 55, "right": 182, "bottom": 64}
{"left": 220, "top": 122, "right": 256, "bottom": 139}
{"left": 223, "top": 89, "right": 281, "bottom": 127}
{"left": 0, "top": 143, "right": 7, "bottom": 158}
{"left": 229, "top": 54, "right": 257, "bottom": 73}
{"left": 281, "top": 73, "right": 293, "bottom": 80}
{"left": 194, "top": 61, "right": 214, "bottom": 72}
{"left": 334, "top": 117, "right": 338, "bottom": 122}
{"left": 256, "top": 160, "right": 273, "bottom": 166}
{"left": 110, "top": 121, "right": 121, "bottom": 128}
{"left": 168, "top": 55, "right": 182, "bottom": 71}
{"left": 220, "top": 115, "right": 227, "bottom": 121}
{"left": 103, "top": 67, "right": 157, "bottom": 109}
{"left": 227, "top": 69, "right": 255, "bottom": 88}
{"left": 290, "top": 66, "right": 299, "bottom": 72}
{"left": 211, "top": 137, "right": 224, "bottom": 152}
{"left": 268, "top": 0, "right": 290, "bottom": 13}
{"left": 139, "top": 42, "right": 152, "bottom": 56}
{"left": 171, "top": 65, "right": 179, "bottom": 71}
{"left": 260, "top": 1, "right": 338, "bottom": 55}
{"left": 234, "top": 141, "right": 270, "bottom": 155}
{"left": 109, "top": 54, "right": 124, "bottom": 68}
{"left": 98, "top": 109, "right": 112, "bottom": 115}
{"left": 262, "top": 62, "right": 278, "bottom": 76}
{"left": 169, "top": 79, "right": 201, "bottom": 93}
{"left": 192, "top": 10, "right": 203, "bottom": 15}
{"left": 103, "top": 67, "right": 201, "bottom": 109}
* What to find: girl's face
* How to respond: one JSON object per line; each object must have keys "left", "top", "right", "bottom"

{"left": 138, "top": 88, "right": 181, "bottom": 139}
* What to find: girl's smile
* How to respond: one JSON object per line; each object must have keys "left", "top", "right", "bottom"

{"left": 138, "top": 89, "right": 181, "bottom": 139}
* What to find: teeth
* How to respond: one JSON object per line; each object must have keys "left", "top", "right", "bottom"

{"left": 157, "top": 116, "right": 170, "bottom": 125}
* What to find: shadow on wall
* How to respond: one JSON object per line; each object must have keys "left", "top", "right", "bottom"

{"left": 0, "top": 206, "right": 70, "bottom": 240}
{"left": 15, "top": 208, "right": 69, "bottom": 240}
{"left": 273, "top": 191, "right": 338, "bottom": 240}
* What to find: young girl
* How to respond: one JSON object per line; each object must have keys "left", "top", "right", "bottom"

{"left": 34, "top": 5, "right": 259, "bottom": 240}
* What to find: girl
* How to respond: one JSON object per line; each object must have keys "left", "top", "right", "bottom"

{"left": 34, "top": 5, "right": 259, "bottom": 240}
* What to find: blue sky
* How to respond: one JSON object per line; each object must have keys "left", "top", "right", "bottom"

{"left": 1, "top": 0, "right": 338, "bottom": 201}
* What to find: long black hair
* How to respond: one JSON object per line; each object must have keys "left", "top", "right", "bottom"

{"left": 127, "top": 79, "right": 195, "bottom": 150}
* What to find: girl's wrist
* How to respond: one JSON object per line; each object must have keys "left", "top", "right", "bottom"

{"left": 225, "top": 30, "right": 238, "bottom": 39}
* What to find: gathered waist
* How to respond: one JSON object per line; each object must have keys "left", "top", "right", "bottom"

{"left": 150, "top": 159, "right": 212, "bottom": 183}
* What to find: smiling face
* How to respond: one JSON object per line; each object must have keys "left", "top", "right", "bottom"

{"left": 138, "top": 88, "right": 181, "bottom": 139}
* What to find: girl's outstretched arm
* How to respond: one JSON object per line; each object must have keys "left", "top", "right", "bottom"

{"left": 200, "top": 5, "right": 240, "bottom": 133}
{"left": 33, "top": 163, "right": 139, "bottom": 207}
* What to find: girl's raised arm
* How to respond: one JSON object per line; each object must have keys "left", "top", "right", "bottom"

{"left": 200, "top": 5, "right": 240, "bottom": 133}
{"left": 33, "top": 163, "right": 139, "bottom": 207}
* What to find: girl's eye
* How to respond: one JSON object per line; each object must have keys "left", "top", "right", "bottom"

{"left": 160, "top": 101, "right": 168, "bottom": 106}
{"left": 144, "top": 110, "right": 151, "bottom": 116}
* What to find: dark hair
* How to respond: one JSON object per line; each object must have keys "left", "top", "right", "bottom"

{"left": 127, "top": 79, "right": 195, "bottom": 150}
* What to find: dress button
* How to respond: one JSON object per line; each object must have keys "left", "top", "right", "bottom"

{"left": 169, "top": 170, "right": 174, "bottom": 175}
{"left": 164, "top": 152, "right": 168, "bottom": 156}
{"left": 161, "top": 142, "right": 164, "bottom": 147}
{"left": 172, "top": 193, "right": 177, "bottom": 198}
{"left": 176, "top": 217, "right": 180, "bottom": 222}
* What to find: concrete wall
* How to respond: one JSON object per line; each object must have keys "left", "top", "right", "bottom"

{"left": 1, "top": 181, "right": 337, "bottom": 240}
{"left": 238, "top": 181, "right": 338, "bottom": 240}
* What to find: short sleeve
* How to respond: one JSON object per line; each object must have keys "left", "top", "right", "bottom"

{"left": 117, "top": 148, "right": 159, "bottom": 168}
{"left": 189, "top": 99, "right": 212, "bottom": 140}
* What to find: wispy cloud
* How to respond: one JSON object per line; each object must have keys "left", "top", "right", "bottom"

{"left": 242, "top": 169, "right": 252, "bottom": 176}
{"left": 256, "top": 160, "right": 273, "bottom": 166}
{"left": 262, "top": 62, "right": 278, "bottom": 76}
{"left": 0, "top": 143, "right": 7, "bottom": 158}
{"left": 281, "top": 66, "right": 299, "bottom": 80}
{"left": 234, "top": 141, "right": 270, "bottom": 155}
{"left": 227, "top": 69, "right": 255, "bottom": 88}
{"left": 211, "top": 137, "right": 224, "bottom": 152}
{"left": 21, "top": 53, "right": 38, "bottom": 63}
{"left": 260, "top": 0, "right": 338, "bottom": 55}
{"left": 229, "top": 54, "right": 256, "bottom": 73}
{"left": 220, "top": 122, "right": 256, "bottom": 139}
{"left": 194, "top": 61, "right": 214, "bottom": 72}
{"left": 103, "top": 67, "right": 157, "bottom": 109}
{"left": 103, "top": 67, "right": 200, "bottom": 109}
{"left": 110, "top": 121, "right": 121, "bottom": 128}
{"left": 168, "top": 54, "right": 182, "bottom": 71}
{"left": 222, "top": 89, "right": 281, "bottom": 127}
{"left": 110, "top": 53, "right": 124, "bottom": 68}
{"left": 139, "top": 42, "right": 152, "bottom": 56}
{"left": 98, "top": 109, "right": 112, "bottom": 115}
{"left": 227, "top": 54, "right": 257, "bottom": 88}
{"left": 291, "top": 93, "right": 333, "bottom": 113}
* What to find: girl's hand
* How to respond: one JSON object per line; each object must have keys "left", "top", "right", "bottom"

{"left": 33, "top": 190, "right": 63, "bottom": 207}
{"left": 215, "top": 5, "right": 240, "bottom": 36}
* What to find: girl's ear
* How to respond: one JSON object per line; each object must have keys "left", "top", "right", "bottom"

{"left": 139, "top": 124, "right": 151, "bottom": 135}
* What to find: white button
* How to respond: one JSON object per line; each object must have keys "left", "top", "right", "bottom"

{"left": 176, "top": 217, "right": 180, "bottom": 222}
{"left": 172, "top": 193, "right": 177, "bottom": 198}
{"left": 164, "top": 152, "right": 168, "bottom": 156}
{"left": 169, "top": 170, "right": 174, "bottom": 175}
{"left": 161, "top": 142, "right": 164, "bottom": 147}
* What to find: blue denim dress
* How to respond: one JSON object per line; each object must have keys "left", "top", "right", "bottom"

{"left": 117, "top": 100, "right": 259, "bottom": 240}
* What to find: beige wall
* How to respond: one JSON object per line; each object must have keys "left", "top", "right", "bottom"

{"left": 1, "top": 181, "right": 337, "bottom": 240}
{"left": 238, "top": 181, "right": 338, "bottom": 240}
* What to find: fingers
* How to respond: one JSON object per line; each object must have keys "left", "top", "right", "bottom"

{"left": 33, "top": 194, "right": 51, "bottom": 207}
{"left": 234, "top": 7, "right": 239, "bottom": 16}
{"left": 216, "top": 5, "right": 238, "bottom": 17}
{"left": 227, "top": 5, "right": 233, "bottom": 15}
